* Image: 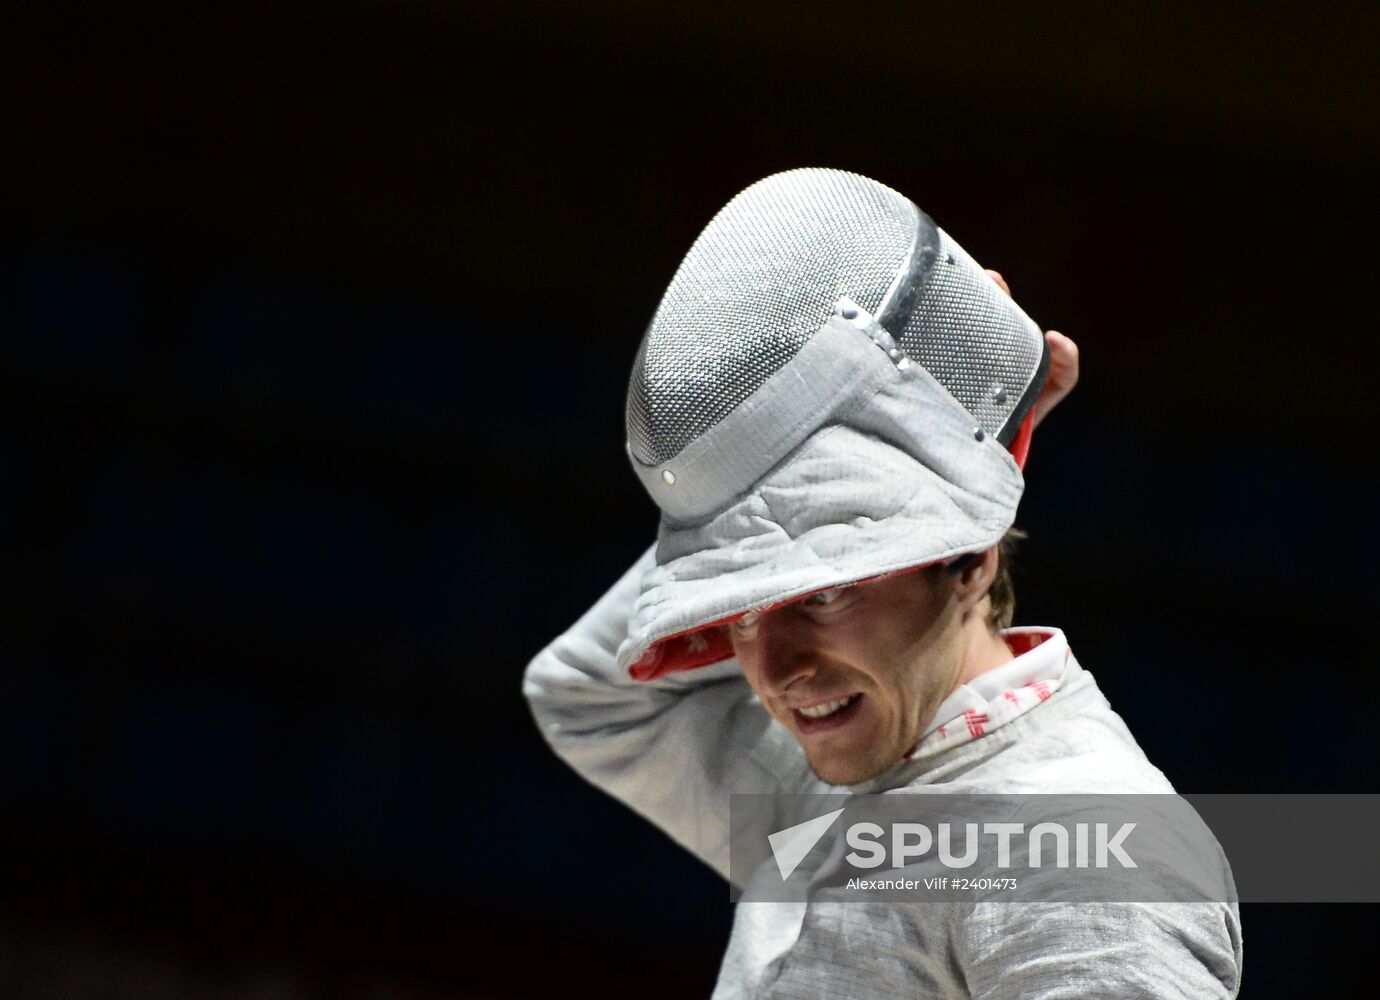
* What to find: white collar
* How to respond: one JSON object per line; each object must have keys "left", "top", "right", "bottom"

{"left": 903, "top": 626, "right": 1070, "bottom": 760}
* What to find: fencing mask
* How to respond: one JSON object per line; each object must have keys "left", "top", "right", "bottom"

{"left": 618, "top": 168, "right": 1048, "bottom": 680}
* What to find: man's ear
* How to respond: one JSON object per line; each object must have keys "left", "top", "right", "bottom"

{"left": 954, "top": 546, "right": 1000, "bottom": 618}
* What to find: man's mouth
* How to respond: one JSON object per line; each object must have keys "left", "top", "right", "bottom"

{"left": 791, "top": 694, "right": 863, "bottom": 734}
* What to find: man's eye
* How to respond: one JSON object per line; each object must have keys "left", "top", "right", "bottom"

{"left": 732, "top": 610, "right": 761, "bottom": 631}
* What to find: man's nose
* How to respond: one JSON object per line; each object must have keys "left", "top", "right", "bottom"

{"left": 752, "top": 608, "right": 818, "bottom": 697}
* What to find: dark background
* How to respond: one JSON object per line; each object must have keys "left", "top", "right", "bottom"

{"left": 4, "top": 1, "right": 1377, "bottom": 996}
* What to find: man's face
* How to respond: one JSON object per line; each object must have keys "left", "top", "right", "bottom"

{"left": 727, "top": 567, "right": 968, "bottom": 786}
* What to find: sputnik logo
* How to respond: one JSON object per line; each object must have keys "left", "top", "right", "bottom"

{"left": 768, "top": 807, "right": 846, "bottom": 881}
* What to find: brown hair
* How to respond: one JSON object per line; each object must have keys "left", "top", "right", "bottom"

{"left": 986, "top": 526, "right": 1026, "bottom": 630}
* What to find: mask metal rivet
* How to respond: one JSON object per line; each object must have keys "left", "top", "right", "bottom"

{"left": 973, "top": 427, "right": 986, "bottom": 442}
{"left": 994, "top": 386, "right": 1008, "bottom": 404}
{"left": 888, "top": 348, "right": 901, "bottom": 360}
{"left": 947, "top": 253, "right": 956, "bottom": 265}
{"left": 841, "top": 306, "right": 858, "bottom": 320}
{"left": 661, "top": 470, "right": 676, "bottom": 485}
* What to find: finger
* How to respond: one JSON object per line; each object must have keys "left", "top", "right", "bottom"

{"left": 1044, "top": 331, "right": 1080, "bottom": 390}
{"left": 1031, "top": 330, "right": 1080, "bottom": 429}
{"left": 985, "top": 269, "right": 1011, "bottom": 297}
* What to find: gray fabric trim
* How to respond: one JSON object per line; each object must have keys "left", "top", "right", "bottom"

{"left": 627, "top": 313, "right": 899, "bottom": 524}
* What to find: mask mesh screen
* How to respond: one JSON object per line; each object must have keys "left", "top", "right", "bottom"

{"left": 626, "top": 168, "right": 916, "bottom": 466}
{"left": 896, "top": 230, "right": 1045, "bottom": 438}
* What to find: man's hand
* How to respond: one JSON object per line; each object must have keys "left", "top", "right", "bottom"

{"left": 986, "top": 269, "right": 1079, "bottom": 429}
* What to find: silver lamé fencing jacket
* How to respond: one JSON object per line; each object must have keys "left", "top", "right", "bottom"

{"left": 524, "top": 546, "right": 1243, "bottom": 999}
